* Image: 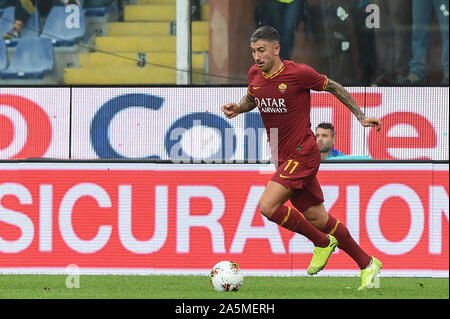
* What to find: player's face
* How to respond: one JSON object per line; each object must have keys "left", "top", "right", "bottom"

{"left": 250, "top": 40, "right": 280, "bottom": 73}
{"left": 315, "top": 128, "right": 335, "bottom": 153}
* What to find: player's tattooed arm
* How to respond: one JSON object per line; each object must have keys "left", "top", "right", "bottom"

{"left": 324, "top": 79, "right": 365, "bottom": 121}
{"left": 324, "top": 79, "right": 381, "bottom": 131}
{"left": 221, "top": 94, "right": 256, "bottom": 119}
{"left": 238, "top": 94, "right": 257, "bottom": 113}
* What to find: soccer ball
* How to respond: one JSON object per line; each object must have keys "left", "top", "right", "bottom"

{"left": 209, "top": 261, "right": 244, "bottom": 292}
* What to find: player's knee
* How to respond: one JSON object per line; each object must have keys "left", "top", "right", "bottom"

{"left": 257, "top": 199, "right": 276, "bottom": 219}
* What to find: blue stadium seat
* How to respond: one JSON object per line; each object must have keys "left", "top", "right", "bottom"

{"left": 0, "top": 38, "right": 8, "bottom": 70}
{"left": 41, "top": 5, "right": 86, "bottom": 46}
{"left": 0, "top": 6, "right": 14, "bottom": 39}
{"left": 4, "top": 10, "right": 41, "bottom": 47}
{"left": 21, "top": 10, "right": 41, "bottom": 38}
{"left": 84, "top": 0, "right": 114, "bottom": 17}
{"left": 0, "top": 37, "right": 54, "bottom": 79}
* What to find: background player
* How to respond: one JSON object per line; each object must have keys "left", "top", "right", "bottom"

{"left": 315, "top": 122, "right": 347, "bottom": 160}
{"left": 221, "top": 25, "right": 382, "bottom": 290}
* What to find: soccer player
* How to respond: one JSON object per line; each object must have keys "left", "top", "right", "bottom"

{"left": 220, "top": 25, "right": 383, "bottom": 290}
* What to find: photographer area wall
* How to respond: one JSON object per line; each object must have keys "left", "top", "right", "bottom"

{"left": 0, "top": 162, "right": 448, "bottom": 276}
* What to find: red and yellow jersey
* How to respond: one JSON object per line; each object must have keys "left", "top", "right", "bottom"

{"left": 247, "top": 60, "right": 328, "bottom": 163}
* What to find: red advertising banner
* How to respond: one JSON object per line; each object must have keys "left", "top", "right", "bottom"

{"left": 0, "top": 163, "right": 448, "bottom": 277}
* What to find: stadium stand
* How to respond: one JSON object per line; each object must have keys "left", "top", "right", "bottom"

{"left": 0, "top": 37, "right": 54, "bottom": 79}
{"left": 64, "top": 0, "right": 210, "bottom": 84}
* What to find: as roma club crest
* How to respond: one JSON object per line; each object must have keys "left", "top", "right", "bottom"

{"left": 278, "top": 83, "right": 287, "bottom": 93}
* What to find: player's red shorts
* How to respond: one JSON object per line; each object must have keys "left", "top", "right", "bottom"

{"left": 270, "top": 150, "right": 324, "bottom": 212}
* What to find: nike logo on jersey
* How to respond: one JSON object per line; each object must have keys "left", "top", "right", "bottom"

{"left": 279, "top": 174, "right": 290, "bottom": 178}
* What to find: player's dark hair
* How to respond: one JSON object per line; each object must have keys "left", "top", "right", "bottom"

{"left": 250, "top": 25, "right": 280, "bottom": 44}
{"left": 317, "top": 122, "right": 335, "bottom": 136}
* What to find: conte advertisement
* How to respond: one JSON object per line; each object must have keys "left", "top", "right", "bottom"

{"left": 0, "top": 162, "right": 448, "bottom": 277}
{"left": 0, "top": 86, "right": 448, "bottom": 161}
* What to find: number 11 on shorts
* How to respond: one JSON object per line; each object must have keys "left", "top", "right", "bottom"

{"left": 284, "top": 160, "right": 299, "bottom": 174}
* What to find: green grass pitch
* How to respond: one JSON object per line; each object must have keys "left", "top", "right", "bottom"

{"left": 0, "top": 275, "right": 448, "bottom": 299}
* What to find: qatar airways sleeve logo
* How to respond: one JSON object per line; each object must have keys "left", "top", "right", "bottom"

{"left": 0, "top": 95, "right": 52, "bottom": 159}
{"left": 255, "top": 97, "right": 287, "bottom": 113}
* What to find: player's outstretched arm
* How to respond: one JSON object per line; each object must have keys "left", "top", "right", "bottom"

{"left": 221, "top": 94, "right": 256, "bottom": 119}
{"left": 324, "top": 79, "right": 381, "bottom": 131}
